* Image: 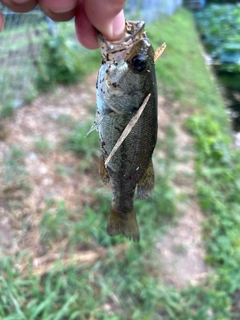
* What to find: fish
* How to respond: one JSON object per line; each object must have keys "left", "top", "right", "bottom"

{"left": 94, "top": 20, "right": 164, "bottom": 242}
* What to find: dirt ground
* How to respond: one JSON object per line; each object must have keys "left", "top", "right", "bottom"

{"left": 0, "top": 72, "right": 208, "bottom": 285}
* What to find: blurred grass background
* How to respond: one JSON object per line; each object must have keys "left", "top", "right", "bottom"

{"left": 1, "top": 5, "right": 240, "bottom": 320}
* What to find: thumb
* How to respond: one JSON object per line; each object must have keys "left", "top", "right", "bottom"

{"left": 84, "top": 0, "right": 126, "bottom": 41}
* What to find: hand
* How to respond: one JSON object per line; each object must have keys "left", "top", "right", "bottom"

{"left": 0, "top": 0, "right": 126, "bottom": 49}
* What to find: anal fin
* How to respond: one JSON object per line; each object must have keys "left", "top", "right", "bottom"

{"left": 136, "top": 160, "right": 155, "bottom": 200}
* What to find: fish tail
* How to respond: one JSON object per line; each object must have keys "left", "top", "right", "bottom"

{"left": 107, "top": 205, "right": 140, "bottom": 242}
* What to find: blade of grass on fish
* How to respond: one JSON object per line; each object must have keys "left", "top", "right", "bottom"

{"left": 105, "top": 93, "right": 151, "bottom": 167}
{"left": 154, "top": 43, "right": 166, "bottom": 62}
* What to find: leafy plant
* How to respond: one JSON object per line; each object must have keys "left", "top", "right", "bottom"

{"left": 195, "top": 4, "right": 240, "bottom": 72}
{"left": 36, "top": 34, "right": 86, "bottom": 92}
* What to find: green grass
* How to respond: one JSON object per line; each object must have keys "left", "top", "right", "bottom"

{"left": 0, "top": 97, "right": 179, "bottom": 319}
{"left": 147, "top": 8, "right": 226, "bottom": 122}
{"left": 34, "top": 136, "right": 53, "bottom": 156}
{"left": 64, "top": 121, "right": 100, "bottom": 158}
{"left": 0, "top": 156, "right": 178, "bottom": 319}
{"left": 148, "top": 7, "right": 240, "bottom": 319}
{"left": 2, "top": 145, "right": 29, "bottom": 189}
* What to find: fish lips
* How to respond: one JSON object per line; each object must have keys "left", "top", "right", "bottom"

{"left": 98, "top": 20, "right": 151, "bottom": 63}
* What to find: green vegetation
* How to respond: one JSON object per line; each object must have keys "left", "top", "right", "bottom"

{"left": 0, "top": 20, "right": 100, "bottom": 117}
{"left": 0, "top": 21, "right": 47, "bottom": 117}
{"left": 195, "top": 4, "right": 240, "bottom": 72}
{"left": 34, "top": 136, "right": 53, "bottom": 156}
{"left": 64, "top": 121, "right": 100, "bottom": 159}
{"left": 2, "top": 7, "right": 240, "bottom": 319}
{"left": 186, "top": 104, "right": 240, "bottom": 318}
{"left": 34, "top": 21, "right": 100, "bottom": 92}
{"left": 39, "top": 200, "right": 74, "bottom": 245}
{"left": 0, "top": 131, "right": 178, "bottom": 319}
{"left": 0, "top": 101, "right": 15, "bottom": 119}
{"left": 35, "top": 34, "right": 100, "bottom": 92}
{"left": 3, "top": 145, "right": 29, "bottom": 190}
{"left": 149, "top": 7, "right": 240, "bottom": 319}
{"left": 148, "top": 8, "right": 225, "bottom": 115}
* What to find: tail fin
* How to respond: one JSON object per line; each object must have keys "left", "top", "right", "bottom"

{"left": 107, "top": 205, "right": 140, "bottom": 242}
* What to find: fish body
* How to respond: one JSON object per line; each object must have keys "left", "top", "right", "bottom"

{"left": 96, "top": 21, "right": 158, "bottom": 241}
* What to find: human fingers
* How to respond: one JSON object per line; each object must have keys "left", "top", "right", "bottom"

{"left": 75, "top": 0, "right": 126, "bottom": 49}
{"left": 84, "top": 0, "right": 126, "bottom": 41}
{"left": 0, "top": 11, "right": 4, "bottom": 31}
{"left": 1, "top": 0, "right": 79, "bottom": 21}
{"left": 0, "top": 0, "right": 37, "bottom": 12}
{"left": 75, "top": 9, "right": 124, "bottom": 49}
{"left": 39, "top": 0, "right": 79, "bottom": 21}
{"left": 75, "top": 3, "right": 98, "bottom": 49}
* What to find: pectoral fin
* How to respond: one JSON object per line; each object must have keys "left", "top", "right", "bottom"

{"left": 136, "top": 160, "right": 155, "bottom": 200}
{"left": 85, "top": 112, "right": 109, "bottom": 137}
{"left": 99, "top": 155, "right": 109, "bottom": 184}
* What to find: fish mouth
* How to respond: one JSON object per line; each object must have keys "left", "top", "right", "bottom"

{"left": 98, "top": 20, "right": 148, "bottom": 62}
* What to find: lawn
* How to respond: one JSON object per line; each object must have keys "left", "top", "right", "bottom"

{"left": 1, "top": 7, "right": 239, "bottom": 319}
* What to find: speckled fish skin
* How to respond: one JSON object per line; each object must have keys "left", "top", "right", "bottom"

{"left": 96, "top": 21, "right": 158, "bottom": 242}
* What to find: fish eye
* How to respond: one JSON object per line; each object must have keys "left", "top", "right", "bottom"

{"left": 130, "top": 54, "right": 147, "bottom": 72}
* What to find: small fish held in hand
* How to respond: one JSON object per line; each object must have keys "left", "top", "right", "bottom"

{"left": 91, "top": 20, "right": 165, "bottom": 241}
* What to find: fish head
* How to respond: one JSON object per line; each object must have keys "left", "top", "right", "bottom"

{"left": 97, "top": 21, "right": 155, "bottom": 115}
